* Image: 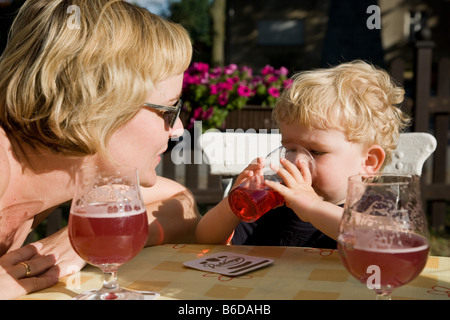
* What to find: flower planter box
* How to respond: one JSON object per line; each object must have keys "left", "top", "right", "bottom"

{"left": 181, "top": 105, "right": 278, "bottom": 132}
{"left": 223, "top": 105, "right": 278, "bottom": 131}
{"left": 181, "top": 63, "right": 291, "bottom": 133}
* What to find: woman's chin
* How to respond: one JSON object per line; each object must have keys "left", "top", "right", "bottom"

{"left": 138, "top": 170, "right": 157, "bottom": 188}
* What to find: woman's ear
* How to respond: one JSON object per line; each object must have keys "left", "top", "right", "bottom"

{"left": 360, "top": 145, "right": 386, "bottom": 174}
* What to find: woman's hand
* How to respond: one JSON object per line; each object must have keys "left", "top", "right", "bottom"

{"left": 35, "top": 227, "right": 86, "bottom": 278}
{"left": 0, "top": 243, "right": 59, "bottom": 299}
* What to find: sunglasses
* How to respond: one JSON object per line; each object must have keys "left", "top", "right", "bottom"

{"left": 143, "top": 99, "right": 183, "bottom": 128}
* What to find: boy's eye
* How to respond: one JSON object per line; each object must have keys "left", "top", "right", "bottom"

{"left": 310, "top": 150, "right": 326, "bottom": 156}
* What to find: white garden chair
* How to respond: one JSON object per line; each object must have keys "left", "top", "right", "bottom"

{"left": 199, "top": 131, "right": 437, "bottom": 198}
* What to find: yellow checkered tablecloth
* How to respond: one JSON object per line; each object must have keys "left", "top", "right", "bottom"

{"left": 19, "top": 244, "right": 450, "bottom": 300}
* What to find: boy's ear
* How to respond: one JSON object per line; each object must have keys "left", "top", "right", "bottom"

{"left": 360, "top": 145, "right": 385, "bottom": 174}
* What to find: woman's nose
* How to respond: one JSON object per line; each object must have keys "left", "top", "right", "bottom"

{"left": 169, "top": 117, "right": 184, "bottom": 139}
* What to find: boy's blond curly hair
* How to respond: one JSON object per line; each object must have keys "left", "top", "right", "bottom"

{"left": 273, "top": 60, "right": 411, "bottom": 168}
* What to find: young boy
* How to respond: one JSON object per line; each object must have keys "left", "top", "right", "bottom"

{"left": 195, "top": 60, "right": 410, "bottom": 248}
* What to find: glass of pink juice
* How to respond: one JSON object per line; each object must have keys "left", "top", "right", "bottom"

{"left": 68, "top": 166, "right": 148, "bottom": 300}
{"left": 228, "top": 145, "right": 315, "bottom": 222}
{"left": 338, "top": 174, "right": 430, "bottom": 300}
{"left": 228, "top": 179, "right": 285, "bottom": 222}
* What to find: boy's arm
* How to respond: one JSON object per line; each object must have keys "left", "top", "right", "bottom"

{"left": 298, "top": 200, "right": 342, "bottom": 240}
{"left": 196, "top": 158, "right": 265, "bottom": 244}
{"left": 265, "top": 179, "right": 342, "bottom": 240}
{"left": 195, "top": 197, "right": 241, "bottom": 244}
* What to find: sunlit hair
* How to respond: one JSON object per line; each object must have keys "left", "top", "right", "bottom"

{"left": 0, "top": 0, "right": 192, "bottom": 156}
{"left": 273, "top": 60, "right": 410, "bottom": 167}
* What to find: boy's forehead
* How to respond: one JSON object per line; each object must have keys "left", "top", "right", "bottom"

{"left": 279, "top": 121, "right": 348, "bottom": 146}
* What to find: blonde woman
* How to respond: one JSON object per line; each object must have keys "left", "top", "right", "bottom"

{"left": 0, "top": 0, "right": 199, "bottom": 299}
{"left": 196, "top": 60, "right": 410, "bottom": 246}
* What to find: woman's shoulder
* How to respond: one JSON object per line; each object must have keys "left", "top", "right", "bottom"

{"left": 0, "top": 129, "right": 11, "bottom": 199}
{"left": 140, "top": 176, "right": 193, "bottom": 204}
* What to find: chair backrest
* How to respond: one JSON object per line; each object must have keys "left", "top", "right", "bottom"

{"left": 199, "top": 131, "right": 437, "bottom": 196}
{"left": 381, "top": 132, "right": 437, "bottom": 176}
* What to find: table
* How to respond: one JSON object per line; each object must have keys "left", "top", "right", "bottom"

{"left": 19, "top": 244, "right": 450, "bottom": 300}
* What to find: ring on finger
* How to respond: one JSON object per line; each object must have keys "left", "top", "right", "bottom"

{"left": 19, "top": 261, "right": 32, "bottom": 277}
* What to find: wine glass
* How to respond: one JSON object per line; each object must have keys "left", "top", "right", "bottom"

{"left": 68, "top": 166, "right": 149, "bottom": 300}
{"left": 228, "top": 145, "right": 316, "bottom": 222}
{"left": 337, "top": 174, "right": 430, "bottom": 300}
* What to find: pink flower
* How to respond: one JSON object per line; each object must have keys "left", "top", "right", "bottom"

{"left": 261, "top": 65, "right": 274, "bottom": 76}
{"left": 251, "top": 75, "right": 262, "bottom": 86}
{"left": 268, "top": 87, "right": 280, "bottom": 98}
{"left": 218, "top": 82, "right": 233, "bottom": 91}
{"left": 193, "top": 107, "right": 204, "bottom": 119}
{"left": 283, "top": 79, "right": 293, "bottom": 89}
{"left": 237, "top": 85, "right": 252, "bottom": 97}
{"left": 210, "top": 84, "right": 219, "bottom": 95}
{"left": 200, "top": 75, "right": 210, "bottom": 85}
{"left": 187, "top": 118, "right": 195, "bottom": 130}
{"left": 242, "top": 66, "right": 253, "bottom": 77}
{"left": 278, "top": 66, "right": 289, "bottom": 76}
{"left": 184, "top": 74, "right": 200, "bottom": 85}
{"left": 182, "top": 62, "right": 291, "bottom": 131}
{"left": 218, "top": 92, "right": 228, "bottom": 106}
{"left": 210, "top": 67, "right": 222, "bottom": 78}
{"left": 224, "top": 64, "right": 238, "bottom": 75}
{"left": 194, "top": 62, "right": 209, "bottom": 74}
{"left": 203, "top": 107, "right": 214, "bottom": 120}
{"left": 226, "top": 76, "right": 239, "bottom": 85}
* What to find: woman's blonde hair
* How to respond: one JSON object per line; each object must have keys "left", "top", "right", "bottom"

{"left": 0, "top": 0, "right": 192, "bottom": 156}
{"left": 273, "top": 60, "right": 410, "bottom": 166}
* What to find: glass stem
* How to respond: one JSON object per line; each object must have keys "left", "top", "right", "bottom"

{"left": 103, "top": 270, "right": 119, "bottom": 292}
{"left": 376, "top": 293, "right": 392, "bottom": 300}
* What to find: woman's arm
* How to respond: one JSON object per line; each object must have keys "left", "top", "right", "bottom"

{"left": 141, "top": 176, "right": 202, "bottom": 246}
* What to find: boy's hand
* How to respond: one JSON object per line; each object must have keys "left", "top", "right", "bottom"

{"left": 264, "top": 157, "right": 322, "bottom": 222}
{"left": 230, "top": 157, "right": 265, "bottom": 190}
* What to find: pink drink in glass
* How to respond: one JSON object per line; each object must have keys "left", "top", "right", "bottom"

{"left": 228, "top": 145, "right": 314, "bottom": 223}
{"left": 69, "top": 204, "right": 148, "bottom": 269}
{"left": 228, "top": 184, "right": 284, "bottom": 222}
{"left": 338, "top": 231, "right": 429, "bottom": 292}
